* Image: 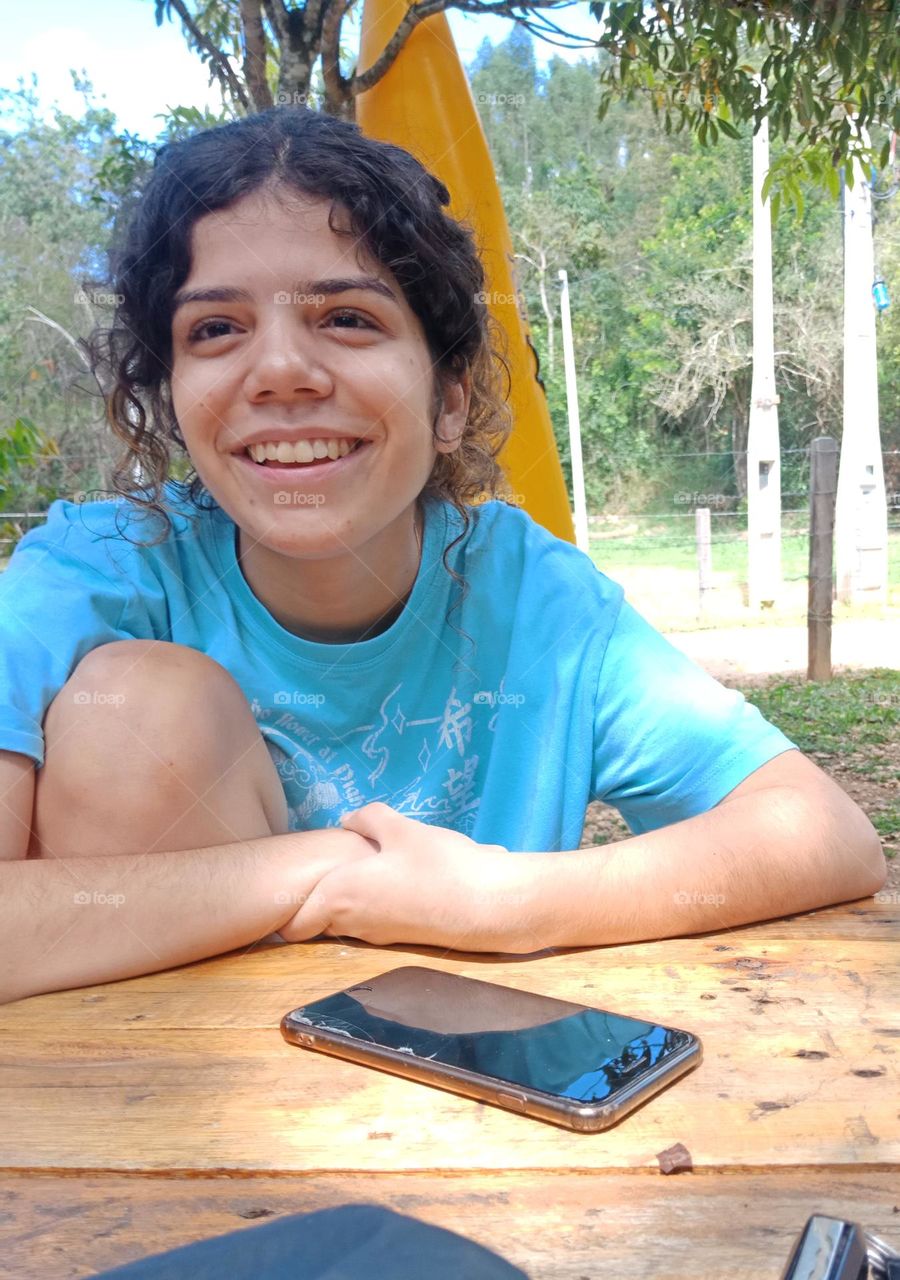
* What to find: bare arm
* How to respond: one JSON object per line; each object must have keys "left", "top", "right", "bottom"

{"left": 0, "top": 828, "right": 374, "bottom": 1005}
{"left": 285, "top": 750, "right": 886, "bottom": 953}
{"left": 515, "top": 749, "right": 887, "bottom": 950}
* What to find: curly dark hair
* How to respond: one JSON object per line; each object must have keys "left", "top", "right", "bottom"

{"left": 87, "top": 106, "right": 514, "bottom": 552}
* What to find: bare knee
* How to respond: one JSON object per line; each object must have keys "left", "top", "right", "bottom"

{"left": 51, "top": 640, "right": 245, "bottom": 750}
{"left": 32, "top": 641, "right": 287, "bottom": 856}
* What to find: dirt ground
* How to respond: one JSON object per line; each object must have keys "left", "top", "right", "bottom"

{"left": 581, "top": 622, "right": 900, "bottom": 896}
{"left": 667, "top": 617, "right": 900, "bottom": 683}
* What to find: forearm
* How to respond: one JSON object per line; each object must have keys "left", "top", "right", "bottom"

{"left": 509, "top": 783, "right": 886, "bottom": 952}
{"left": 0, "top": 829, "right": 366, "bottom": 1004}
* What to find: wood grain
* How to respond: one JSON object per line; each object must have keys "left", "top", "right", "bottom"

{"left": 0, "top": 932, "right": 896, "bottom": 1172}
{"left": 0, "top": 899, "right": 896, "bottom": 1277}
{"left": 1, "top": 1170, "right": 898, "bottom": 1280}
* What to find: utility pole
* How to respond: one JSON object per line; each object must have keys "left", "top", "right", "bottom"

{"left": 746, "top": 91, "right": 783, "bottom": 609}
{"left": 834, "top": 137, "right": 888, "bottom": 604}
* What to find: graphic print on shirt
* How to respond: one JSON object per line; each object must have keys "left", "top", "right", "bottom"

{"left": 251, "top": 684, "right": 487, "bottom": 835}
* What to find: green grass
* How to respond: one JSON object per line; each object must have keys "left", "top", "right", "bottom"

{"left": 589, "top": 517, "right": 900, "bottom": 590}
{"left": 736, "top": 668, "right": 900, "bottom": 850}
{"left": 736, "top": 668, "right": 900, "bottom": 756}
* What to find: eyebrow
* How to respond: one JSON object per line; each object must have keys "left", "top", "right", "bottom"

{"left": 172, "top": 275, "right": 398, "bottom": 311}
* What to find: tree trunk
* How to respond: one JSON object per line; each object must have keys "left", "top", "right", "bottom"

{"left": 240, "top": 0, "right": 274, "bottom": 111}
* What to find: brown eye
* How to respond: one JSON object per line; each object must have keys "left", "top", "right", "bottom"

{"left": 188, "top": 319, "right": 237, "bottom": 343}
{"left": 328, "top": 310, "right": 377, "bottom": 330}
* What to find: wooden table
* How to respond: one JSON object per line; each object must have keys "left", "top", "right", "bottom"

{"left": 1, "top": 897, "right": 898, "bottom": 1279}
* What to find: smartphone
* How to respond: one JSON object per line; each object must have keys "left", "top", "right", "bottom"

{"left": 281, "top": 966, "right": 702, "bottom": 1132}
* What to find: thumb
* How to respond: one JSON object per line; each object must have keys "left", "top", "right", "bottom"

{"left": 339, "top": 801, "right": 405, "bottom": 849}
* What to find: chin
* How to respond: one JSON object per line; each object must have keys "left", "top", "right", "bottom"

{"left": 247, "top": 521, "right": 353, "bottom": 561}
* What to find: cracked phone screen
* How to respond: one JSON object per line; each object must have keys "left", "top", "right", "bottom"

{"left": 295, "top": 987, "right": 693, "bottom": 1103}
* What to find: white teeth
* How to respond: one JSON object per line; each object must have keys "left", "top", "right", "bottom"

{"left": 247, "top": 438, "right": 361, "bottom": 465}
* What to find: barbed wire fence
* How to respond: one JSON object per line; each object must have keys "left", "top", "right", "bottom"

{"left": 585, "top": 444, "right": 900, "bottom": 594}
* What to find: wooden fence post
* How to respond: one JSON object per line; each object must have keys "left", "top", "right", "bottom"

{"left": 808, "top": 437, "right": 839, "bottom": 681}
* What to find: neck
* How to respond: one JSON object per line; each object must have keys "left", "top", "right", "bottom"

{"left": 236, "top": 504, "right": 424, "bottom": 643}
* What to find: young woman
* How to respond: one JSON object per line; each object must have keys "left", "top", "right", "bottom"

{"left": 0, "top": 108, "right": 884, "bottom": 1003}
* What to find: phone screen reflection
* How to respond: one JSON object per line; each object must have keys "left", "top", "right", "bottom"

{"left": 298, "top": 988, "right": 692, "bottom": 1102}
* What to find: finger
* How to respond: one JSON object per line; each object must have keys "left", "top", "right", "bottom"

{"left": 339, "top": 801, "right": 407, "bottom": 847}
{"left": 281, "top": 882, "right": 333, "bottom": 942}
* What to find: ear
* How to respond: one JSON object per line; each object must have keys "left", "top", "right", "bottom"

{"left": 434, "top": 368, "right": 472, "bottom": 455}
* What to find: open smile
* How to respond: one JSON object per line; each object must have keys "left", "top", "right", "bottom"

{"left": 233, "top": 438, "right": 373, "bottom": 484}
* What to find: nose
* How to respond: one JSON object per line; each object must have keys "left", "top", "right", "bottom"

{"left": 242, "top": 314, "right": 334, "bottom": 402}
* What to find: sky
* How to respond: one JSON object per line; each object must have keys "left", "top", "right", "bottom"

{"left": 0, "top": 0, "right": 601, "bottom": 137}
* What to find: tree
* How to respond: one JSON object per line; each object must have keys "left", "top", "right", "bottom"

{"left": 590, "top": 2, "right": 900, "bottom": 205}
{"left": 154, "top": 0, "right": 599, "bottom": 119}
{"left": 157, "top": 2, "right": 897, "bottom": 203}
{"left": 0, "top": 80, "right": 124, "bottom": 517}
{"left": 0, "top": 81, "right": 213, "bottom": 526}
{"left": 469, "top": 37, "right": 867, "bottom": 511}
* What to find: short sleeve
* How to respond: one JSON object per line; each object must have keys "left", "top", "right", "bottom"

{"left": 0, "top": 502, "right": 153, "bottom": 765}
{"left": 592, "top": 600, "right": 795, "bottom": 833}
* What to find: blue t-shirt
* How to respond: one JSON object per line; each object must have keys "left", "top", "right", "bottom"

{"left": 0, "top": 489, "right": 793, "bottom": 852}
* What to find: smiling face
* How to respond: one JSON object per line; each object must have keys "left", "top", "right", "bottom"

{"left": 169, "top": 188, "right": 469, "bottom": 576}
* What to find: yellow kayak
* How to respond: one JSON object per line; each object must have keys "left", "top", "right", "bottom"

{"left": 356, "top": 0, "right": 574, "bottom": 542}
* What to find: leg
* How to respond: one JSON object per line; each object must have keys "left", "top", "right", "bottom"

{"left": 28, "top": 640, "right": 289, "bottom": 859}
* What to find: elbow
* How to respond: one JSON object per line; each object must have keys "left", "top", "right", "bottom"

{"left": 849, "top": 817, "right": 887, "bottom": 899}
{"left": 809, "top": 788, "right": 886, "bottom": 903}
{"left": 760, "top": 782, "right": 887, "bottom": 911}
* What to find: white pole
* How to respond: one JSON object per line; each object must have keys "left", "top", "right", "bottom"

{"left": 746, "top": 89, "right": 783, "bottom": 609}
{"left": 696, "top": 506, "right": 712, "bottom": 614}
{"left": 558, "top": 268, "right": 590, "bottom": 553}
{"left": 834, "top": 134, "right": 888, "bottom": 603}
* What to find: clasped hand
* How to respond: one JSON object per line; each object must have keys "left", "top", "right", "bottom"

{"left": 281, "top": 802, "right": 533, "bottom": 952}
